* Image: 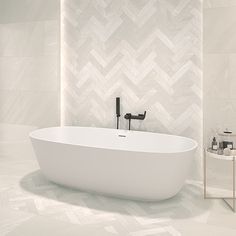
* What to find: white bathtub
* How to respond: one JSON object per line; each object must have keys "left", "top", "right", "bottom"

{"left": 30, "top": 126, "right": 197, "bottom": 201}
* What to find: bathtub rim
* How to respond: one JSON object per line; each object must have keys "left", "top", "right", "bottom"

{"left": 29, "top": 126, "right": 198, "bottom": 155}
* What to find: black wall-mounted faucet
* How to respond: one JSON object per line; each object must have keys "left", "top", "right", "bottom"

{"left": 115, "top": 97, "right": 146, "bottom": 130}
{"left": 124, "top": 111, "right": 146, "bottom": 130}
{"left": 116, "top": 97, "right": 120, "bottom": 129}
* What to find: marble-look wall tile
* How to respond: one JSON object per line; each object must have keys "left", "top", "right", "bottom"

{"left": 204, "top": 98, "right": 236, "bottom": 143}
{"left": 204, "top": 5, "right": 236, "bottom": 148}
{"left": 203, "top": 7, "right": 236, "bottom": 53}
{"left": 204, "top": 0, "right": 236, "bottom": 8}
{"left": 204, "top": 54, "right": 236, "bottom": 100}
{"left": 0, "top": 56, "right": 58, "bottom": 91}
{"left": 0, "top": 0, "right": 59, "bottom": 23}
{"left": 203, "top": 3, "right": 236, "bottom": 187}
{"left": 0, "top": 22, "right": 44, "bottom": 57}
{"left": 0, "top": 91, "right": 59, "bottom": 127}
{"left": 0, "top": 0, "right": 60, "bottom": 128}
{"left": 43, "top": 21, "right": 59, "bottom": 55}
{"left": 0, "top": 21, "right": 58, "bottom": 57}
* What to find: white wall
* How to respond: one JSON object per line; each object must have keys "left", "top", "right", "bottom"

{"left": 61, "top": 0, "right": 202, "bottom": 178}
{"left": 203, "top": 0, "right": 236, "bottom": 189}
{"left": 0, "top": 0, "right": 60, "bottom": 128}
{"left": 203, "top": 1, "right": 236, "bottom": 145}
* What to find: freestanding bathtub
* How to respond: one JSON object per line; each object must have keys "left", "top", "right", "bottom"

{"left": 30, "top": 126, "right": 197, "bottom": 201}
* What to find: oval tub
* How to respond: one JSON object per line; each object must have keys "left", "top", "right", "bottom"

{"left": 30, "top": 126, "right": 197, "bottom": 201}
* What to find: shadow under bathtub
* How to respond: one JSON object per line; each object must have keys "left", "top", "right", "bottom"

{"left": 20, "top": 170, "right": 211, "bottom": 219}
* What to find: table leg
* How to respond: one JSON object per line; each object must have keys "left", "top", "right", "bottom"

{"left": 204, "top": 149, "right": 206, "bottom": 199}
{"left": 233, "top": 157, "right": 235, "bottom": 211}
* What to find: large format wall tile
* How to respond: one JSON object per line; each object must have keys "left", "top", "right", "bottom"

{"left": 0, "top": 19, "right": 60, "bottom": 126}
{"left": 0, "top": 21, "right": 58, "bottom": 57}
{"left": 204, "top": 54, "right": 236, "bottom": 100}
{"left": 62, "top": 0, "right": 202, "bottom": 178}
{"left": 0, "top": 56, "right": 58, "bottom": 91}
{"left": 203, "top": 2, "right": 236, "bottom": 187}
{"left": 204, "top": 0, "right": 236, "bottom": 8}
{"left": 203, "top": 7, "right": 236, "bottom": 53}
{"left": 0, "top": 0, "right": 59, "bottom": 23}
{"left": 0, "top": 22, "right": 44, "bottom": 57}
{"left": 0, "top": 91, "right": 59, "bottom": 127}
{"left": 43, "top": 21, "right": 59, "bottom": 55}
{"left": 0, "top": 1, "right": 60, "bottom": 129}
{"left": 204, "top": 4, "right": 236, "bottom": 145}
{"left": 204, "top": 97, "right": 236, "bottom": 149}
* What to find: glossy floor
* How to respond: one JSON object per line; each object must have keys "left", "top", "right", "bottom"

{"left": 1, "top": 131, "right": 236, "bottom": 235}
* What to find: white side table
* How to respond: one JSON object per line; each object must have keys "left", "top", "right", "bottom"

{"left": 204, "top": 149, "right": 235, "bottom": 212}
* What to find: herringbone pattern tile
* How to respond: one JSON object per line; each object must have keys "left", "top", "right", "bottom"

{"left": 61, "top": 0, "right": 202, "bottom": 177}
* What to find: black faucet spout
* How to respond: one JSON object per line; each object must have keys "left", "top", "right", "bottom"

{"left": 132, "top": 111, "right": 146, "bottom": 120}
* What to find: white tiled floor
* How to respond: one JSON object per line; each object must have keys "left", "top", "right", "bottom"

{"left": 1, "top": 126, "right": 236, "bottom": 235}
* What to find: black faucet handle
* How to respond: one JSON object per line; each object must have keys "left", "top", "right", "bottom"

{"left": 143, "top": 111, "right": 146, "bottom": 118}
{"left": 138, "top": 111, "right": 146, "bottom": 119}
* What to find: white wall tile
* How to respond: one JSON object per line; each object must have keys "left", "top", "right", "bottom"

{"left": 203, "top": 54, "right": 229, "bottom": 99}
{"left": 203, "top": 7, "right": 236, "bottom": 53}
{"left": 228, "top": 54, "right": 236, "bottom": 99}
{"left": 0, "top": 0, "right": 59, "bottom": 23}
{"left": 204, "top": 0, "right": 236, "bottom": 8}
{"left": 204, "top": 98, "right": 236, "bottom": 146}
{"left": 0, "top": 56, "right": 58, "bottom": 91}
{"left": 43, "top": 20, "right": 59, "bottom": 55}
{"left": 0, "top": 0, "right": 60, "bottom": 129}
{"left": 204, "top": 6, "right": 236, "bottom": 147}
{"left": 203, "top": 3, "right": 236, "bottom": 187}
{"left": 0, "top": 91, "right": 59, "bottom": 127}
{"left": 0, "top": 20, "right": 59, "bottom": 57}
{"left": 0, "top": 22, "right": 44, "bottom": 57}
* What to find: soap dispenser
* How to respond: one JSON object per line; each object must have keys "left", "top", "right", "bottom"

{"left": 212, "top": 137, "right": 218, "bottom": 151}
